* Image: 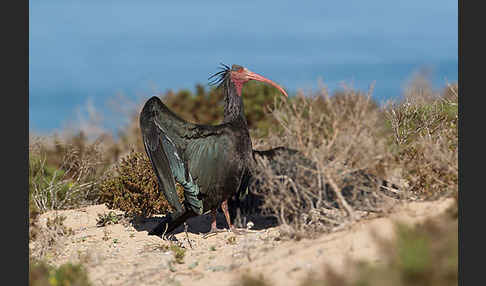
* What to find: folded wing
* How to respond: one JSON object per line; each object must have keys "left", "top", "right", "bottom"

{"left": 140, "top": 96, "right": 227, "bottom": 216}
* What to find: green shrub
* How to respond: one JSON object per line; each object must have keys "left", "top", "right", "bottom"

{"left": 385, "top": 83, "right": 458, "bottom": 198}
{"left": 237, "top": 274, "right": 273, "bottom": 286}
{"left": 96, "top": 211, "right": 123, "bottom": 227}
{"left": 169, "top": 244, "right": 186, "bottom": 264}
{"left": 29, "top": 259, "right": 92, "bottom": 286}
{"left": 29, "top": 153, "right": 71, "bottom": 212}
{"left": 358, "top": 211, "right": 457, "bottom": 286}
{"left": 98, "top": 150, "right": 184, "bottom": 218}
{"left": 29, "top": 136, "right": 104, "bottom": 212}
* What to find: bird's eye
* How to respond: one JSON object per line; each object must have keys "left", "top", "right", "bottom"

{"left": 231, "top": 64, "right": 244, "bottom": 72}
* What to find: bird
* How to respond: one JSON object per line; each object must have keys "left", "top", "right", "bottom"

{"left": 139, "top": 64, "right": 288, "bottom": 236}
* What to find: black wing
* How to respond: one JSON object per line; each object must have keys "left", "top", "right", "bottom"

{"left": 140, "top": 96, "right": 229, "bottom": 217}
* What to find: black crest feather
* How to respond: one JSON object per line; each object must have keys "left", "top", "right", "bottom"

{"left": 208, "top": 63, "right": 231, "bottom": 87}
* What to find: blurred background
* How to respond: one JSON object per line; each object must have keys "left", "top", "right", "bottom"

{"left": 29, "top": 0, "right": 457, "bottom": 136}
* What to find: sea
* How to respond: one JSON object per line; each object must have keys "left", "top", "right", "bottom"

{"left": 29, "top": 0, "right": 458, "bottom": 135}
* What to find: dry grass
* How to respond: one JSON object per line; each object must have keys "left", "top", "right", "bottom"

{"left": 29, "top": 136, "right": 104, "bottom": 213}
{"left": 29, "top": 212, "right": 74, "bottom": 261}
{"left": 384, "top": 82, "right": 458, "bottom": 198}
{"left": 250, "top": 85, "right": 398, "bottom": 238}
{"left": 247, "top": 79, "right": 457, "bottom": 239}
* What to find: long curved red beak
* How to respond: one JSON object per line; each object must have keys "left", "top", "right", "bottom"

{"left": 247, "top": 71, "right": 288, "bottom": 97}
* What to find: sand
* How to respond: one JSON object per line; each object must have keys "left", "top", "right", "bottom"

{"left": 32, "top": 197, "right": 455, "bottom": 286}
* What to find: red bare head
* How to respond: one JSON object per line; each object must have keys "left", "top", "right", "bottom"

{"left": 229, "top": 64, "right": 288, "bottom": 97}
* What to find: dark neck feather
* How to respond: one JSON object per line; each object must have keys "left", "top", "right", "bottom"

{"left": 222, "top": 79, "right": 247, "bottom": 124}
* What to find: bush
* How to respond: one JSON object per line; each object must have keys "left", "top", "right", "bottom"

{"left": 29, "top": 259, "right": 92, "bottom": 286}
{"left": 234, "top": 78, "right": 458, "bottom": 239}
{"left": 98, "top": 150, "right": 184, "bottom": 218}
{"left": 385, "top": 83, "right": 458, "bottom": 198}
{"left": 29, "top": 138, "right": 102, "bottom": 212}
{"left": 29, "top": 153, "right": 72, "bottom": 212}
{"left": 248, "top": 86, "right": 397, "bottom": 238}
{"left": 29, "top": 213, "right": 74, "bottom": 261}
{"left": 237, "top": 274, "right": 273, "bottom": 286}
{"left": 96, "top": 211, "right": 123, "bottom": 227}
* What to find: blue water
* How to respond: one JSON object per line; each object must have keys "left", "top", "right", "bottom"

{"left": 29, "top": 0, "right": 458, "bottom": 134}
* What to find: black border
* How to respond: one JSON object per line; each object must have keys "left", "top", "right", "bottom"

{"left": 24, "top": 0, "right": 29, "bottom": 284}
{"left": 457, "top": 0, "right": 461, "bottom": 283}
{"left": 8, "top": 0, "right": 29, "bottom": 283}
{"left": 458, "top": 1, "right": 464, "bottom": 285}
{"left": 458, "top": 0, "right": 462, "bottom": 283}
{"left": 459, "top": 0, "right": 476, "bottom": 285}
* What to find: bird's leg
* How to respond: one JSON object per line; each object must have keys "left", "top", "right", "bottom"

{"left": 220, "top": 200, "right": 233, "bottom": 230}
{"left": 209, "top": 210, "right": 219, "bottom": 232}
{"left": 205, "top": 209, "right": 227, "bottom": 236}
{"left": 205, "top": 201, "right": 247, "bottom": 236}
{"left": 221, "top": 199, "right": 245, "bottom": 235}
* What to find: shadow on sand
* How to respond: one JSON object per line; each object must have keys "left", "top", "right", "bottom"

{"left": 131, "top": 212, "right": 278, "bottom": 236}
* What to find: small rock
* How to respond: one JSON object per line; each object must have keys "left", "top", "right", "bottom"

{"left": 188, "top": 261, "right": 199, "bottom": 269}
{"left": 206, "top": 265, "right": 226, "bottom": 272}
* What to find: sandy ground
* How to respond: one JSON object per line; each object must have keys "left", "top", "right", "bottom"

{"left": 32, "top": 197, "right": 455, "bottom": 286}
